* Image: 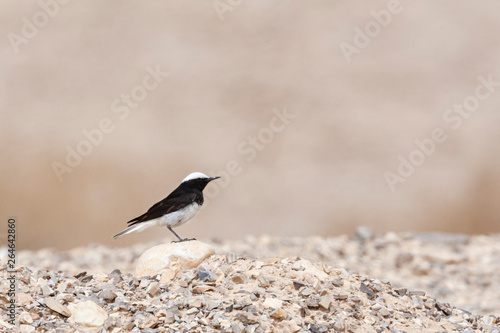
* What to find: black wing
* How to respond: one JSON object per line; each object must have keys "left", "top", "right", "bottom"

{"left": 127, "top": 192, "right": 198, "bottom": 226}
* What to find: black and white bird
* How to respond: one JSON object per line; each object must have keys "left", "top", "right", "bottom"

{"left": 112, "top": 172, "right": 220, "bottom": 242}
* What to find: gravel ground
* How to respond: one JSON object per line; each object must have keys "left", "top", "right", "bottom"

{"left": 1, "top": 230, "right": 499, "bottom": 332}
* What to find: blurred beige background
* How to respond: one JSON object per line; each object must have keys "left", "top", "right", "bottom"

{"left": 1, "top": 1, "right": 500, "bottom": 250}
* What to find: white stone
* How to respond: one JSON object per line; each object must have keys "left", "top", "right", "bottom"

{"left": 263, "top": 298, "right": 283, "bottom": 309}
{"left": 146, "top": 281, "right": 160, "bottom": 296}
{"left": 278, "top": 321, "right": 301, "bottom": 332}
{"left": 135, "top": 241, "right": 216, "bottom": 278}
{"left": 292, "top": 259, "right": 328, "bottom": 279}
{"left": 68, "top": 300, "right": 108, "bottom": 327}
{"left": 17, "top": 293, "right": 32, "bottom": 306}
{"left": 19, "top": 325, "right": 35, "bottom": 333}
{"left": 19, "top": 312, "right": 33, "bottom": 324}
{"left": 45, "top": 297, "right": 71, "bottom": 317}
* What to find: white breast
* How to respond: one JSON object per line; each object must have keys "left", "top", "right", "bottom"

{"left": 158, "top": 203, "right": 201, "bottom": 228}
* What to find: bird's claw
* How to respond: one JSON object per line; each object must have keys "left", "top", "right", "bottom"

{"left": 172, "top": 238, "right": 196, "bottom": 243}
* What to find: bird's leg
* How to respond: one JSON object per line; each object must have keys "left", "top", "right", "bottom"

{"left": 167, "top": 225, "right": 183, "bottom": 242}
{"left": 168, "top": 226, "right": 195, "bottom": 243}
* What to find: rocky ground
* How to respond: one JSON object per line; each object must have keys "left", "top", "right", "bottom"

{"left": 1, "top": 230, "right": 499, "bottom": 332}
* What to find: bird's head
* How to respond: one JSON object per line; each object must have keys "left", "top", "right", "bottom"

{"left": 182, "top": 172, "right": 220, "bottom": 183}
{"left": 181, "top": 172, "right": 220, "bottom": 190}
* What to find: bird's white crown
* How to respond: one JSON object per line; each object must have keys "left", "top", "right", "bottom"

{"left": 182, "top": 172, "right": 210, "bottom": 182}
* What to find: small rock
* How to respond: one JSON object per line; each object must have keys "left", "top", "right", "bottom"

{"left": 424, "top": 299, "right": 435, "bottom": 309}
{"left": 292, "top": 280, "right": 306, "bottom": 290}
{"left": 292, "top": 259, "right": 328, "bottom": 279}
{"left": 412, "top": 296, "right": 424, "bottom": 309}
{"left": 263, "top": 258, "right": 282, "bottom": 264}
{"left": 231, "top": 273, "right": 247, "bottom": 284}
{"left": 319, "top": 294, "right": 333, "bottom": 310}
{"left": 225, "top": 253, "right": 240, "bottom": 263}
{"left": 436, "top": 302, "right": 452, "bottom": 316}
{"left": 164, "top": 309, "right": 177, "bottom": 324}
{"left": 481, "top": 315, "right": 496, "bottom": 326}
{"left": 334, "top": 294, "right": 348, "bottom": 300}
{"left": 395, "top": 288, "right": 407, "bottom": 296}
{"left": 219, "top": 319, "right": 231, "bottom": 329}
{"left": 300, "top": 287, "right": 314, "bottom": 296}
{"left": 189, "top": 297, "right": 203, "bottom": 309}
{"left": 263, "top": 298, "right": 283, "bottom": 309}
{"left": 198, "top": 267, "right": 218, "bottom": 282}
{"left": 231, "top": 322, "right": 245, "bottom": 333}
{"left": 146, "top": 281, "right": 160, "bottom": 296}
{"left": 257, "top": 274, "right": 270, "bottom": 287}
{"left": 139, "top": 278, "right": 151, "bottom": 289}
{"left": 193, "top": 285, "right": 215, "bottom": 293}
{"left": 360, "top": 282, "right": 375, "bottom": 299}
{"left": 17, "top": 293, "right": 33, "bottom": 306}
{"left": 186, "top": 307, "right": 198, "bottom": 315}
{"left": 123, "top": 319, "right": 135, "bottom": 330}
{"left": 270, "top": 308, "right": 287, "bottom": 320}
{"left": 379, "top": 307, "right": 391, "bottom": 317}
{"left": 45, "top": 297, "right": 71, "bottom": 317}
{"left": 103, "top": 315, "right": 119, "bottom": 330}
{"left": 99, "top": 289, "right": 117, "bottom": 302}
{"left": 159, "top": 269, "right": 176, "bottom": 283}
{"left": 19, "top": 312, "right": 33, "bottom": 324}
{"left": 235, "top": 312, "right": 258, "bottom": 325}
{"left": 331, "top": 279, "right": 343, "bottom": 287}
{"left": 134, "top": 312, "right": 158, "bottom": 329}
{"left": 41, "top": 284, "right": 54, "bottom": 296}
{"left": 19, "top": 325, "right": 35, "bottom": 333}
{"left": 108, "top": 269, "right": 122, "bottom": 280}
{"left": 68, "top": 300, "right": 108, "bottom": 327}
{"left": 305, "top": 295, "right": 320, "bottom": 308}
{"left": 277, "top": 320, "right": 301, "bottom": 332}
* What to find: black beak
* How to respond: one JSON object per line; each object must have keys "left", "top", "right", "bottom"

{"left": 209, "top": 176, "right": 220, "bottom": 181}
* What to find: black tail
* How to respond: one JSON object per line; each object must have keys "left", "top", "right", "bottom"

{"left": 127, "top": 213, "right": 147, "bottom": 226}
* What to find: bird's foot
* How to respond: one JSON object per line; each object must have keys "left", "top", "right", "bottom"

{"left": 172, "top": 237, "right": 196, "bottom": 243}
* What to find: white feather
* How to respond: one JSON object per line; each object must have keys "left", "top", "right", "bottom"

{"left": 182, "top": 172, "right": 209, "bottom": 182}
{"left": 112, "top": 220, "right": 159, "bottom": 239}
{"left": 159, "top": 203, "right": 200, "bottom": 228}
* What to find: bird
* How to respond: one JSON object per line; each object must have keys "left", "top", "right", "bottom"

{"left": 112, "top": 172, "right": 220, "bottom": 242}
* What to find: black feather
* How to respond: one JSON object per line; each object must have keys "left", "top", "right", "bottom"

{"left": 127, "top": 178, "right": 210, "bottom": 226}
